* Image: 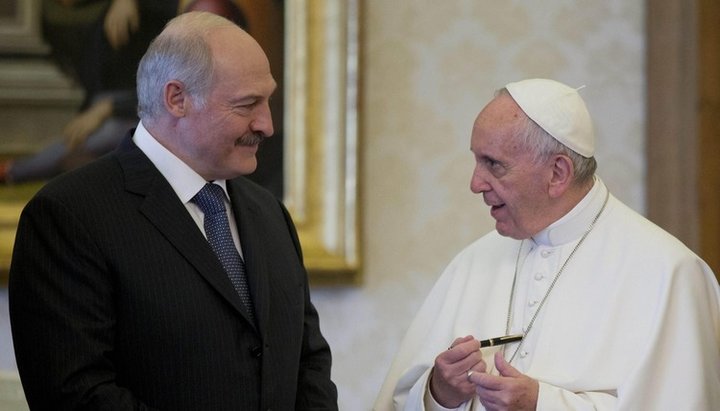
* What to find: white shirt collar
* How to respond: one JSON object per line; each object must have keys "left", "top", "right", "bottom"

{"left": 132, "top": 121, "right": 229, "bottom": 202}
{"left": 531, "top": 176, "right": 608, "bottom": 247}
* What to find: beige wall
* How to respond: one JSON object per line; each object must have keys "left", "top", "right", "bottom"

{"left": 0, "top": 1, "right": 645, "bottom": 410}
{"left": 309, "top": 1, "right": 645, "bottom": 409}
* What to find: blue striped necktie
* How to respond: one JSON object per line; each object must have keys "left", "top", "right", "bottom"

{"left": 192, "top": 183, "right": 255, "bottom": 320}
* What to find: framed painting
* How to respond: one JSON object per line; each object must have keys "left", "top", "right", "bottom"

{"left": 0, "top": 0, "right": 361, "bottom": 285}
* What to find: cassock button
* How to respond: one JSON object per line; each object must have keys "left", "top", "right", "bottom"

{"left": 540, "top": 250, "right": 553, "bottom": 258}
{"left": 250, "top": 346, "right": 263, "bottom": 357}
{"left": 520, "top": 351, "right": 529, "bottom": 358}
{"left": 534, "top": 272, "right": 544, "bottom": 281}
{"left": 528, "top": 300, "right": 538, "bottom": 307}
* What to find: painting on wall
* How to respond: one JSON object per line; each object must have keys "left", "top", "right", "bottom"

{"left": 0, "top": 0, "right": 360, "bottom": 285}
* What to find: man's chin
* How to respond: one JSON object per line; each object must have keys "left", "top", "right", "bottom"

{"left": 217, "top": 159, "right": 258, "bottom": 179}
{"left": 495, "top": 223, "right": 521, "bottom": 239}
{"left": 238, "top": 159, "right": 258, "bottom": 176}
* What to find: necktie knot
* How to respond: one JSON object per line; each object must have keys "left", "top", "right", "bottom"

{"left": 192, "top": 183, "right": 226, "bottom": 215}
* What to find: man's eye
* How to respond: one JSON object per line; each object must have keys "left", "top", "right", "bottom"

{"left": 485, "top": 158, "right": 500, "bottom": 168}
{"left": 483, "top": 158, "right": 508, "bottom": 176}
{"left": 234, "top": 99, "right": 259, "bottom": 110}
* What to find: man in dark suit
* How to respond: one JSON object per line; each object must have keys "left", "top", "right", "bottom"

{"left": 8, "top": 11, "right": 338, "bottom": 410}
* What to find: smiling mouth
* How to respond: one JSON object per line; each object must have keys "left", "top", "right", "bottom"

{"left": 489, "top": 204, "right": 506, "bottom": 217}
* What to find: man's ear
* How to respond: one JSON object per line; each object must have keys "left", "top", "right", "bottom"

{"left": 163, "top": 80, "right": 188, "bottom": 118}
{"left": 548, "top": 154, "right": 574, "bottom": 198}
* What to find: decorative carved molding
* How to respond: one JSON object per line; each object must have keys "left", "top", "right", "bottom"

{"left": 285, "top": 0, "right": 361, "bottom": 284}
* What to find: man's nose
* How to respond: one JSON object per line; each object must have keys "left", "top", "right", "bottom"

{"left": 250, "top": 102, "right": 274, "bottom": 137}
{"left": 470, "top": 165, "right": 490, "bottom": 194}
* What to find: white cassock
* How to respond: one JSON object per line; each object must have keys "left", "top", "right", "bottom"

{"left": 374, "top": 178, "right": 720, "bottom": 410}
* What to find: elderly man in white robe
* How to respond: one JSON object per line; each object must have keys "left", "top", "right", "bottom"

{"left": 374, "top": 78, "right": 720, "bottom": 410}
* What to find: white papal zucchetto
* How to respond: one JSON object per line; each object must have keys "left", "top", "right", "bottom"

{"left": 505, "top": 78, "right": 595, "bottom": 158}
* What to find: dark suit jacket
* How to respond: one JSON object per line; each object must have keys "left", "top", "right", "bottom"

{"left": 9, "top": 135, "right": 338, "bottom": 410}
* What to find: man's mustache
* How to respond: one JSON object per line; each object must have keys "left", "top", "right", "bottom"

{"left": 236, "top": 132, "right": 265, "bottom": 147}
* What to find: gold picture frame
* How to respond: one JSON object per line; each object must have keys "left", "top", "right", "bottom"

{"left": 285, "top": 0, "right": 361, "bottom": 284}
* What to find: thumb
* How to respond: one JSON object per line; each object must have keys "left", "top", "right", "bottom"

{"left": 494, "top": 351, "right": 520, "bottom": 377}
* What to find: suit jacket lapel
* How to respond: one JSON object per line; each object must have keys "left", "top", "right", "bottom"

{"left": 227, "top": 179, "right": 269, "bottom": 337}
{"left": 115, "top": 135, "right": 257, "bottom": 328}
